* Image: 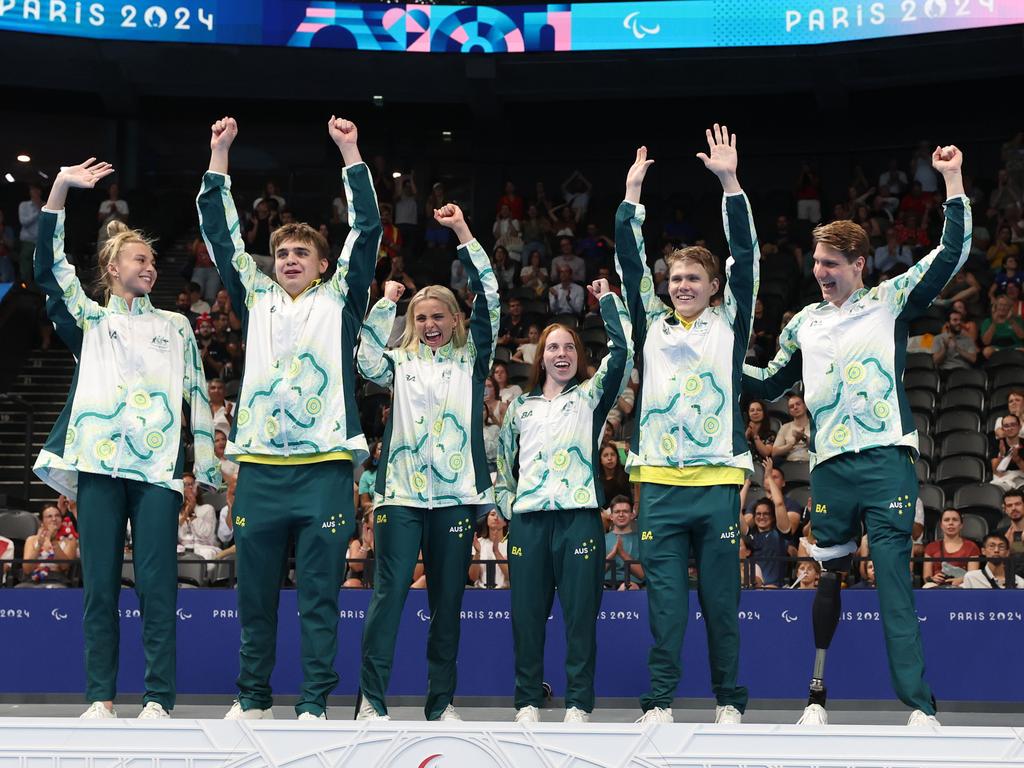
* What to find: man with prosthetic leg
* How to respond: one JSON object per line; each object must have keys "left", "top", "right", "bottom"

{"left": 744, "top": 145, "right": 970, "bottom": 726}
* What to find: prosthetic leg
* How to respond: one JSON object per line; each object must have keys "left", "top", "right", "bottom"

{"left": 798, "top": 554, "right": 850, "bottom": 725}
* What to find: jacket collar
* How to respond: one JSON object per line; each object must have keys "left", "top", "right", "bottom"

{"left": 106, "top": 294, "right": 154, "bottom": 315}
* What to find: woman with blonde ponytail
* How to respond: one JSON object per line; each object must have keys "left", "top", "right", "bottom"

{"left": 33, "top": 158, "right": 220, "bottom": 720}
{"left": 356, "top": 203, "right": 500, "bottom": 722}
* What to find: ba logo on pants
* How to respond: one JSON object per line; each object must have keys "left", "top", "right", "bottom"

{"left": 376, "top": 513, "right": 388, "bottom": 524}
{"left": 511, "top": 546, "right": 523, "bottom": 556}
{"left": 815, "top": 503, "right": 828, "bottom": 515}
{"left": 234, "top": 516, "right": 246, "bottom": 528}
{"left": 641, "top": 530, "right": 653, "bottom": 541}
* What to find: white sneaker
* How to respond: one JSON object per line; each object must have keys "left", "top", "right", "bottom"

{"left": 514, "top": 705, "right": 540, "bottom": 723}
{"left": 80, "top": 702, "right": 116, "bottom": 719}
{"left": 797, "top": 703, "right": 828, "bottom": 725}
{"left": 907, "top": 710, "right": 940, "bottom": 727}
{"left": 224, "top": 701, "right": 274, "bottom": 720}
{"left": 298, "top": 712, "right": 326, "bottom": 721}
{"left": 563, "top": 707, "right": 590, "bottom": 723}
{"left": 356, "top": 696, "right": 391, "bottom": 721}
{"left": 437, "top": 704, "right": 462, "bottom": 722}
{"left": 138, "top": 702, "right": 169, "bottom": 719}
{"left": 714, "top": 705, "right": 742, "bottom": 724}
{"left": 636, "top": 707, "right": 673, "bottom": 724}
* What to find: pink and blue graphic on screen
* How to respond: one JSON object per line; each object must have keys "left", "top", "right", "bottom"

{"left": 288, "top": 2, "right": 573, "bottom": 52}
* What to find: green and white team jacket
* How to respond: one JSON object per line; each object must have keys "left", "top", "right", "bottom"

{"left": 357, "top": 239, "right": 500, "bottom": 509}
{"left": 33, "top": 209, "right": 220, "bottom": 499}
{"left": 494, "top": 293, "right": 633, "bottom": 518}
{"left": 743, "top": 194, "right": 972, "bottom": 470}
{"left": 615, "top": 192, "right": 760, "bottom": 474}
{"left": 196, "top": 163, "right": 381, "bottom": 464}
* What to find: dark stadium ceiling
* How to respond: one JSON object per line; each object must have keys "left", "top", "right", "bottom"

{"left": 0, "top": 23, "right": 1021, "bottom": 111}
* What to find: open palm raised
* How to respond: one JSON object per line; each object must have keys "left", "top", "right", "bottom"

{"left": 58, "top": 158, "right": 114, "bottom": 189}
{"left": 696, "top": 123, "right": 737, "bottom": 176}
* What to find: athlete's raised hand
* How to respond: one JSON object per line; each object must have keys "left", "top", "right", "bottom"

{"left": 588, "top": 277, "right": 612, "bottom": 301}
{"left": 383, "top": 280, "right": 406, "bottom": 303}
{"left": 329, "top": 116, "right": 363, "bottom": 167}
{"left": 696, "top": 123, "right": 741, "bottom": 193}
{"left": 57, "top": 158, "right": 114, "bottom": 189}
{"left": 624, "top": 146, "right": 654, "bottom": 204}
{"left": 932, "top": 144, "right": 964, "bottom": 197}
{"left": 210, "top": 117, "right": 238, "bottom": 153}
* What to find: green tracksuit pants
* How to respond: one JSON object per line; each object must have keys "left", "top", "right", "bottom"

{"left": 637, "top": 482, "right": 748, "bottom": 713}
{"left": 233, "top": 461, "right": 354, "bottom": 717}
{"left": 77, "top": 471, "right": 180, "bottom": 710}
{"left": 360, "top": 504, "right": 476, "bottom": 720}
{"left": 508, "top": 508, "right": 604, "bottom": 712}
{"left": 809, "top": 445, "right": 935, "bottom": 714}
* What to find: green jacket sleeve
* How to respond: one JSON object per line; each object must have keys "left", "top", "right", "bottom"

{"left": 330, "top": 162, "right": 382, "bottom": 320}
{"left": 357, "top": 298, "right": 397, "bottom": 387}
{"left": 614, "top": 200, "right": 670, "bottom": 339}
{"left": 461, "top": 239, "right": 501, "bottom": 381}
{"left": 33, "top": 209, "right": 103, "bottom": 334}
{"left": 742, "top": 311, "right": 804, "bottom": 402}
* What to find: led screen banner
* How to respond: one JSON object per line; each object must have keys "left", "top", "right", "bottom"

{"left": 0, "top": 0, "right": 1022, "bottom": 52}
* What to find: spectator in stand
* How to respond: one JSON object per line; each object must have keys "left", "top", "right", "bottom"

{"left": 211, "top": 288, "right": 241, "bottom": 332}
{"left": 750, "top": 298, "right": 776, "bottom": 363}
{"left": 932, "top": 308, "right": 979, "bottom": 370}
{"left": 252, "top": 181, "right": 285, "bottom": 212}
{"left": 423, "top": 182, "right": 451, "bottom": 254}
{"left": 213, "top": 429, "right": 238, "bottom": 483}
{"left": 18, "top": 182, "right": 43, "bottom": 286}
{"left": 796, "top": 163, "right": 821, "bottom": 223}
{"left": 935, "top": 268, "right": 981, "bottom": 309}
{"left": 878, "top": 158, "right": 908, "bottom": 210}
{"left": 947, "top": 299, "right": 980, "bottom": 342}
{"left": 922, "top": 508, "right": 980, "bottom": 588}
{"left": 245, "top": 199, "right": 278, "bottom": 260}
{"left": 393, "top": 174, "right": 419, "bottom": 256}
{"left": 206, "top": 378, "right": 234, "bottom": 436}
{"left": 894, "top": 212, "right": 931, "bottom": 251}
{"left": 605, "top": 368, "right": 638, "bottom": 438}
{"left": 652, "top": 241, "right": 674, "bottom": 297}
{"left": 577, "top": 222, "right": 614, "bottom": 274}
{"left": 990, "top": 253, "right": 1023, "bottom": 303}
{"left": 188, "top": 281, "right": 211, "bottom": 315}
{"left": 519, "top": 249, "right": 549, "bottom": 298}
{"left": 483, "top": 375, "right": 508, "bottom": 426}
{"left": 898, "top": 180, "right": 932, "bottom": 220}
{"left": 869, "top": 230, "right": 913, "bottom": 279}
{"left": 773, "top": 393, "right": 811, "bottom": 464}
{"left": 22, "top": 504, "right": 78, "bottom": 582}
{"left": 449, "top": 252, "right": 468, "bottom": 302}
{"left": 216, "top": 472, "right": 237, "bottom": 547}
{"left": 742, "top": 475, "right": 793, "bottom": 588}
{"left": 997, "top": 489, "right": 1024, "bottom": 569}
{"left": 550, "top": 265, "right": 584, "bottom": 316}
{"left": 991, "top": 413, "right": 1024, "bottom": 491}
{"left": 663, "top": 207, "right": 698, "bottom": 244}
{"left": 585, "top": 267, "right": 621, "bottom": 314}
{"left": 604, "top": 495, "right": 644, "bottom": 589}
{"left": 792, "top": 560, "right": 821, "bottom": 590}
{"left": 989, "top": 168, "right": 1022, "bottom": 215}
{"left": 223, "top": 339, "right": 244, "bottom": 383}
{"left": 550, "top": 204, "right": 577, "bottom": 238}
{"left": 97, "top": 183, "right": 129, "bottom": 227}
{"left": 469, "top": 509, "right": 508, "bottom": 589}
{"left": 497, "top": 297, "right": 530, "bottom": 352}
{"left": 177, "top": 472, "right": 220, "bottom": 560}
{"left": 743, "top": 457, "right": 801, "bottom": 524}
{"left": 497, "top": 181, "right": 525, "bottom": 221}
{"left": 0, "top": 209, "right": 16, "bottom": 282}
{"left": 598, "top": 442, "right": 632, "bottom": 504}
{"left": 175, "top": 290, "right": 198, "bottom": 327}
{"left": 196, "top": 315, "right": 229, "bottom": 379}
{"left": 994, "top": 390, "right": 1024, "bottom": 438}
{"left": 561, "top": 170, "right": 592, "bottom": 223}
{"left": 744, "top": 399, "right": 775, "bottom": 460}
{"left": 551, "top": 237, "right": 586, "bottom": 283}
{"left": 491, "top": 360, "right": 523, "bottom": 403}
{"left": 987, "top": 224, "right": 1019, "bottom": 270}
{"left": 521, "top": 204, "right": 551, "bottom": 260}
{"left": 981, "top": 295, "right": 1024, "bottom": 358}
{"left": 510, "top": 323, "right": 541, "bottom": 364}
{"left": 0, "top": 533, "right": 13, "bottom": 578}
{"left": 358, "top": 441, "right": 382, "bottom": 514}
{"left": 849, "top": 559, "right": 877, "bottom": 589}
{"left": 378, "top": 203, "right": 402, "bottom": 261}
{"left": 1006, "top": 280, "right": 1024, "bottom": 318}
{"left": 961, "top": 534, "right": 1024, "bottom": 589}
{"left": 910, "top": 142, "right": 940, "bottom": 193}
{"left": 491, "top": 245, "right": 516, "bottom": 293}
{"left": 343, "top": 511, "right": 375, "bottom": 588}
{"left": 493, "top": 203, "right": 523, "bottom": 262}
{"left": 188, "top": 236, "right": 221, "bottom": 305}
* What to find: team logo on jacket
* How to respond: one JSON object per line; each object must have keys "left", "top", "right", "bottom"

{"left": 149, "top": 335, "right": 170, "bottom": 352}
{"left": 574, "top": 538, "right": 597, "bottom": 559}
{"left": 449, "top": 516, "right": 473, "bottom": 538}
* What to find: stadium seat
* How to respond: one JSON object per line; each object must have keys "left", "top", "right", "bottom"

{"left": 934, "top": 512, "right": 988, "bottom": 545}
{"left": 990, "top": 385, "right": 1019, "bottom": 412}
{"left": 766, "top": 398, "right": 792, "bottom": 424}
{"left": 0, "top": 511, "right": 40, "bottom": 543}
{"left": 913, "top": 412, "right": 932, "bottom": 436}
{"left": 910, "top": 317, "right": 944, "bottom": 336}
{"left": 507, "top": 361, "right": 532, "bottom": 384}
{"left": 204, "top": 489, "right": 228, "bottom": 512}
{"left": 954, "top": 483, "right": 1006, "bottom": 530}
{"left": 582, "top": 314, "right": 605, "bottom": 330}
{"left": 907, "top": 390, "right": 936, "bottom": 415}
{"left": 224, "top": 379, "right": 240, "bottom": 399}
{"left": 553, "top": 313, "right": 579, "bottom": 329}
{"left": 983, "top": 349, "right": 1024, "bottom": 371}
{"left": 938, "top": 389, "right": 985, "bottom": 416}
{"left": 915, "top": 461, "right": 930, "bottom": 483}
{"left": 521, "top": 299, "right": 547, "bottom": 316}
{"left": 580, "top": 328, "right": 607, "bottom": 346}
{"left": 990, "top": 367, "right": 1024, "bottom": 393}
{"left": 905, "top": 352, "right": 935, "bottom": 371}
{"left": 938, "top": 430, "right": 989, "bottom": 461}
{"left": 918, "top": 483, "right": 945, "bottom": 519}
{"left": 782, "top": 461, "right": 810, "bottom": 488}
{"left": 493, "top": 346, "right": 511, "bottom": 362}
{"left": 935, "top": 455, "right": 988, "bottom": 494}
{"left": 510, "top": 287, "right": 536, "bottom": 301}
{"left": 904, "top": 370, "right": 940, "bottom": 393}
{"left": 918, "top": 434, "right": 934, "bottom": 466}
{"left": 934, "top": 411, "right": 981, "bottom": 438}
{"left": 177, "top": 553, "right": 207, "bottom": 587}
{"left": 945, "top": 368, "right": 987, "bottom": 393}
{"left": 787, "top": 485, "right": 811, "bottom": 511}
